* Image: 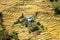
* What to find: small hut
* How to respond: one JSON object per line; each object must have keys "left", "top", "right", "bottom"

{"left": 27, "top": 16, "right": 33, "bottom": 22}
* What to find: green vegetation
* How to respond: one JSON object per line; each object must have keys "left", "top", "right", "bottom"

{"left": 0, "top": 27, "right": 18, "bottom": 40}
{"left": 13, "top": 12, "right": 40, "bottom": 27}
{"left": 12, "top": 13, "right": 26, "bottom": 26}
{"left": 55, "top": 0, "right": 58, "bottom": 2}
{"left": 11, "top": 31, "right": 19, "bottom": 40}
{"left": 37, "top": 22, "right": 41, "bottom": 25}
{"left": 6, "top": 31, "right": 19, "bottom": 40}
{"left": 28, "top": 22, "right": 45, "bottom": 33}
{"left": 19, "top": 13, "right": 24, "bottom": 18}
{"left": 0, "top": 12, "right": 6, "bottom": 30}
{"left": 12, "top": 12, "right": 45, "bottom": 33}
{"left": 54, "top": 7, "right": 60, "bottom": 14}
{"left": 34, "top": 12, "right": 40, "bottom": 19}
{"left": 49, "top": 0, "right": 60, "bottom": 15}
{"left": 28, "top": 24, "right": 40, "bottom": 33}
{"left": 0, "top": 12, "right": 8, "bottom": 40}
{"left": 49, "top": 0, "right": 58, "bottom": 2}
{"left": 50, "top": 0, "right": 54, "bottom": 2}
{"left": 0, "top": 30, "right": 8, "bottom": 40}
{"left": 0, "top": 12, "right": 4, "bottom": 23}
{"left": 35, "top": 12, "right": 39, "bottom": 17}
{"left": 0, "top": 12, "right": 3, "bottom": 19}
{"left": 12, "top": 31, "right": 18, "bottom": 36}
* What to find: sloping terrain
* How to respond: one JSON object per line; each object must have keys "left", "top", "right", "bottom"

{"left": 0, "top": 0, "right": 60, "bottom": 40}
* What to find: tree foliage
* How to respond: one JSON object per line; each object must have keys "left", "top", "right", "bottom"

{"left": 0, "top": 30, "right": 8, "bottom": 40}
{"left": 55, "top": 0, "right": 58, "bottom": 2}
{"left": 54, "top": 7, "right": 60, "bottom": 14}
{"left": 50, "top": 0, "right": 54, "bottom": 2}
{"left": 0, "top": 12, "right": 3, "bottom": 22}
{"left": 29, "top": 24, "right": 39, "bottom": 33}
{"left": 28, "top": 22, "right": 45, "bottom": 33}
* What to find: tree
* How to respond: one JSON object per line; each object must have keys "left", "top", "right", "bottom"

{"left": 12, "top": 13, "right": 25, "bottom": 26}
{"left": 50, "top": 0, "right": 54, "bottom": 2}
{"left": 0, "top": 12, "right": 5, "bottom": 30}
{"left": 29, "top": 25, "right": 39, "bottom": 33}
{"left": 6, "top": 31, "right": 19, "bottom": 40}
{"left": 55, "top": 0, "right": 58, "bottom": 2}
{"left": 34, "top": 12, "right": 39, "bottom": 19}
{"left": 20, "top": 13, "right": 24, "bottom": 18}
{"left": 0, "top": 30, "right": 8, "bottom": 40}
{"left": 37, "top": 22, "right": 41, "bottom": 26}
{"left": 54, "top": 7, "right": 60, "bottom": 14}
{"left": 0, "top": 12, "right": 3, "bottom": 22}
{"left": 35, "top": 12, "right": 39, "bottom": 17}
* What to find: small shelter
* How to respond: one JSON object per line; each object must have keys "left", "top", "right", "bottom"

{"left": 27, "top": 16, "right": 33, "bottom": 22}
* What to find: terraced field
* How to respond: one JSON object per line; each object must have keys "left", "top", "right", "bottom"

{"left": 0, "top": 0, "right": 60, "bottom": 40}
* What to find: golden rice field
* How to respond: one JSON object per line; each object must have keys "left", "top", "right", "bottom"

{"left": 0, "top": 0, "right": 60, "bottom": 40}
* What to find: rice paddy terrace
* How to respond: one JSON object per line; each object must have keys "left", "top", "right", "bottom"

{"left": 0, "top": 0, "right": 60, "bottom": 40}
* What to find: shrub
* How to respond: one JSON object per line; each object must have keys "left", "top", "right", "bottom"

{"left": 37, "top": 22, "right": 41, "bottom": 26}
{"left": 0, "top": 12, "right": 3, "bottom": 22}
{"left": 6, "top": 31, "right": 19, "bottom": 40}
{"left": 12, "top": 31, "right": 18, "bottom": 35}
{"left": 41, "top": 26, "right": 44, "bottom": 30}
{"left": 55, "top": 0, "right": 58, "bottom": 2}
{"left": 0, "top": 30, "right": 8, "bottom": 40}
{"left": 31, "top": 26, "right": 39, "bottom": 32}
{"left": 54, "top": 7, "right": 60, "bottom": 14}
{"left": 0, "top": 12, "right": 5, "bottom": 28}
{"left": 50, "top": 0, "right": 54, "bottom": 2}
{"left": 38, "top": 25, "right": 45, "bottom": 33}
{"left": 20, "top": 13, "right": 25, "bottom": 18}
{"left": 0, "top": 24, "right": 6, "bottom": 30}
{"left": 29, "top": 24, "right": 39, "bottom": 33}
{"left": 12, "top": 18, "right": 27, "bottom": 27}
{"left": 11, "top": 31, "right": 19, "bottom": 40}
{"left": 34, "top": 12, "right": 39, "bottom": 19}
{"left": 35, "top": 12, "right": 39, "bottom": 17}
{"left": 0, "top": 12, "right": 3, "bottom": 19}
{"left": 28, "top": 22, "right": 45, "bottom": 33}
{"left": 30, "top": 20, "right": 35, "bottom": 23}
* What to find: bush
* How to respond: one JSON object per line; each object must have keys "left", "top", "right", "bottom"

{"left": 34, "top": 12, "right": 39, "bottom": 19}
{"left": 28, "top": 22, "right": 45, "bottom": 33}
{"left": 50, "top": 0, "right": 54, "bottom": 2}
{"left": 20, "top": 13, "right": 24, "bottom": 18}
{"left": 29, "top": 26, "right": 39, "bottom": 33}
{"left": 35, "top": 12, "right": 39, "bottom": 16}
{"left": 55, "top": 0, "right": 58, "bottom": 2}
{"left": 12, "top": 31, "right": 18, "bottom": 35}
{"left": 31, "top": 26, "right": 39, "bottom": 32}
{"left": 0, "top": 30, "right": 8, "bottom": 40}
{"left": 0, "top": 12, "right": 3, "bottom": 18}
{"left": 37, "top": 25, "right": 45, "bottom": 33}
{"left": 6, "top": 31, "right": 19, "bottom": 40}
{"left": 0, "top": 12, "right": 3, "bottom": 22}
{"left": 41, "top": 26, "right": 44, "bottom": 30}
{"left": 54, "top": 7, "right": 60, "bottom": 14}
{"left": 29, "top": 24, "right": 39, "bottom": 33}
{"left": 37, "top": 22, "right": 41, "bottom": 26}
{"left": 10, "top": 31, "right": 19, "bottom": 40}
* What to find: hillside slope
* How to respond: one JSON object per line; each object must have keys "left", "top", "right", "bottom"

{"left": 0, "top": 0, "right": 60, "bottom": 40}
